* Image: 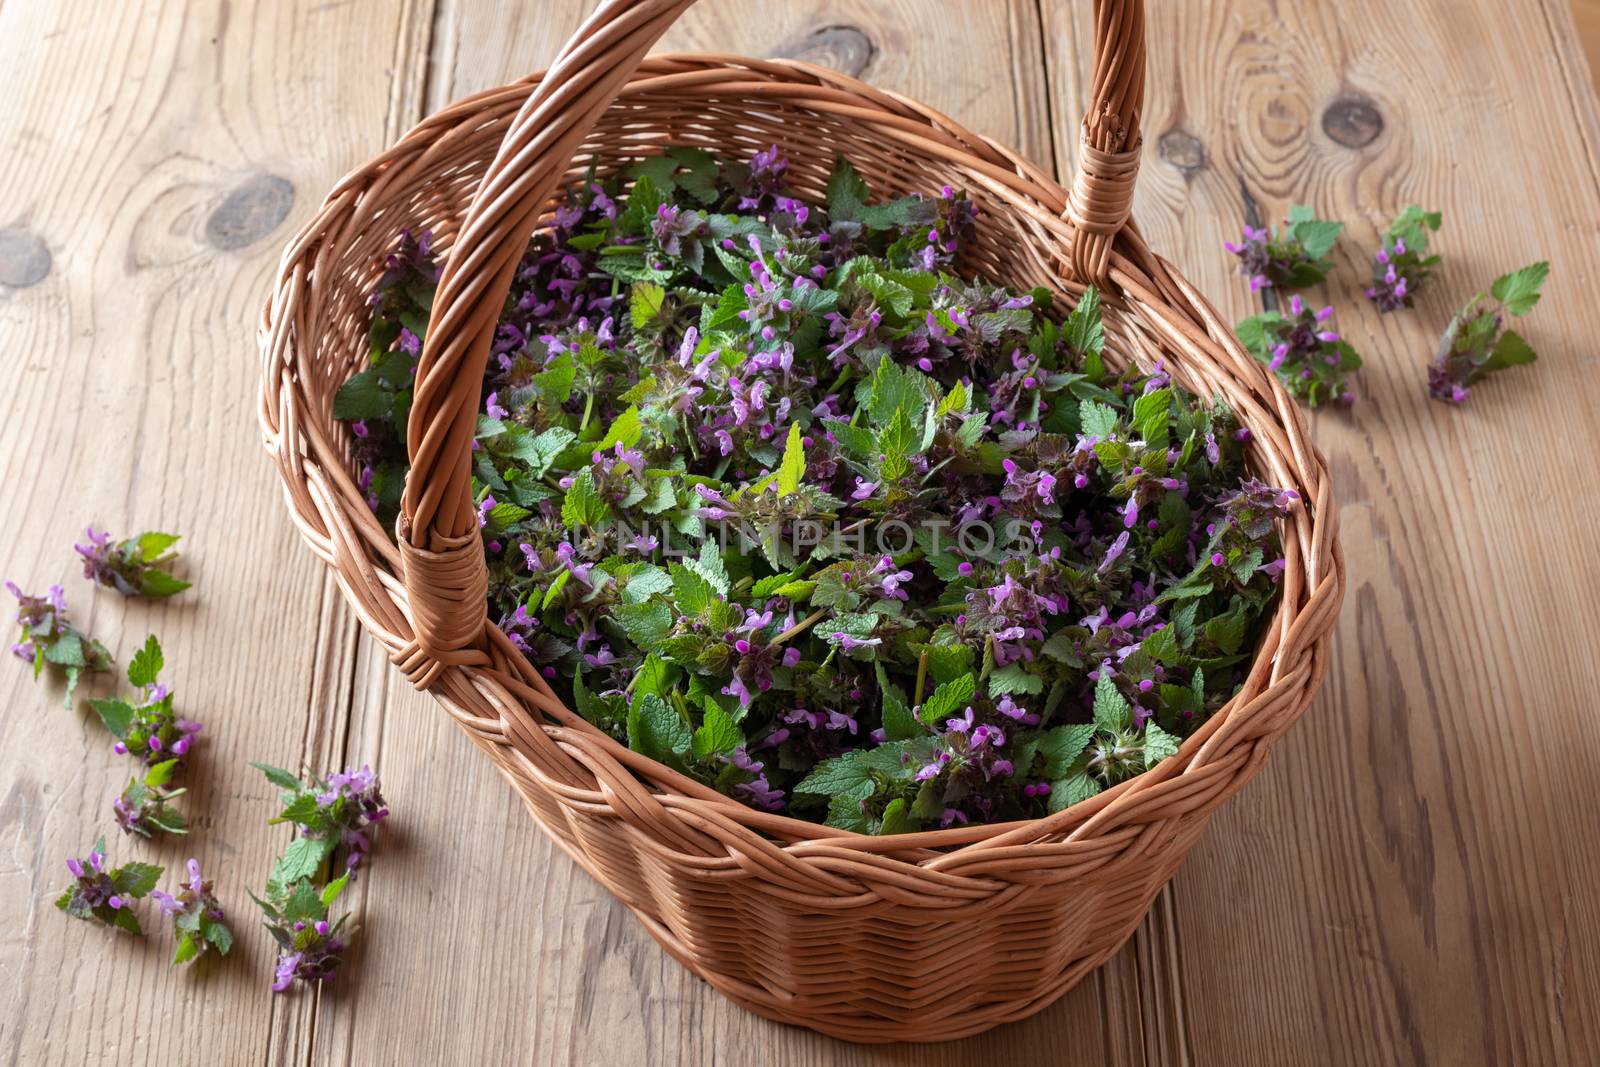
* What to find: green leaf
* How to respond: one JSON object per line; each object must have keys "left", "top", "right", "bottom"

{"left": 776, "top": 422, "right": 806, "bottom": 497}
{"left": 253, "top": 762, "right": 305, "bottom": 792}
{"left": 631, "top": 653, "right": 676, "bottom": 698}
{"left": 282, "top": 878, "right": 325, "bottom": 924}
{"left": 596, "top": 405, "right": 643, "bottom": 452}
{"left": 878, "top": 797, "right": 910, "bottom": 835}
{"left": 112, "top": 861, "right": 163, "bottom": 897}
{"left": 867, "top": 357, "right": 929, "bottom": 429}
{"left": 624, "top": 565, "right": 673, "bottom": 604}
{"left": 1064, "top": 285, "right": 1105, "bottom": 357}
{"left": 1092, "top": 676, "right": 1132, "bottom": 732}
{"left": 1204, "top": 609, "right": 1249, "bottom": 655}
{"left": 138, "top": 570, "right": 191, "bottom": 597}
{"left": 614, "top": 602, "right": 673, "bottom": 647}
{"left": 1132, "top": 387, "right": 1172, "bottom": 444}
{"left": 1286, "top": 208, "right": 1342, "bottom": 261}
{"left": 629, "top": 282, "right": 667, "bottom": 330}
{"left": 521, "top": 427, "right": 577, "bottom": 478}
{"left": 988, "top": 664, "right": 1043, "bottom": 697}
{"left": 1234, "top": 312, "right": 1283, "bottom": 359}
{"left": 669, "top": 564, "right": 715, "bottom": 616}
{"left": 628, "top": 692, "right": 692, "bottom": 765}
{"left": 89, "top": 698, "right": 136, "bottom": 739}
{"left": 918, "top": 672, "right": 976, "bottom": 726}
{"left": 135, "top": 531, "right": 181, "bottom": 562}
{"left": 1491, "top": 261, "right": 1549, "bottom": 316}
{"left": 795, "top": 751, "right": 877, "bottom": 800}
{"left": 204, "top": 919, "right": 234, "bottom": 955}
{"left": 1144, "top": 723, "right": 1181, "bottom": 769}
{"left": 1484, "top": 329, "right": 1537, "bottom": 371}
{"left": 691, "top": 703, "right": 743, "bottom": 759}
{"left": 687, "top": 542, "right": 730, "bottom": 598}
{"left": 321, "top": 871, "right": 352, "bottom": 908}
{"left": 172, "top": 933, "right": 201, "bottom": 965}
{"left": 332, "top": 368, "right": 392, "bottom": 420}
{"left": 111, "top": 908, "right": 144, "bottom": 936}
{"left": 271, "top": 836, "right": 333, "bottom": 887}
{"left": 1049, "top": 772, "right": 1103, "bottom": 812}
{"left": 144, "top": 759, "right": 179, "bottom": 789}
{"left": 1079, "top": 399, "right": 1118, "bottom": 439}
{"left": 540, "top": 568, "right": 571, "bottom": 611}
{"left": 44, "top": 631, "right": 84, "bottom": 667}
{"left": 825, "top": 155, "right": 874, "bottom": 223}
{"left": 1037, "top": 723, "right": 1097, "bottom": 779}
{"left": 560, "top": 469, "right": 611, "bottom": 529}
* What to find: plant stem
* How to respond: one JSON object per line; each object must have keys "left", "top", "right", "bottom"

{"left": 771, "top": 607, "right": 827, "bottom": 647}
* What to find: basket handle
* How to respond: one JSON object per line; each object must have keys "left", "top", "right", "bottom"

{"left": 397, "top": 0, "right": 1146, "bottom": 676}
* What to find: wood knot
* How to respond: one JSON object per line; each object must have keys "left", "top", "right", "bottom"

{"left": 0, "top": 227, "right": 51, "bottom": 288}
{"left": 771, "top": 24, "right": 877, "bottom": 78}
{"left": 1321, "top": 95, "right": 1384, "bottom": 149}
{"left": 205, "top": 173, "right": 294, "bottom": 251}
{"left": 1157, "top": 129, "right": 1208, "bottom": 177}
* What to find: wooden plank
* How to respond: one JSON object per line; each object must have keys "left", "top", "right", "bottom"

{"left": 1572, "top": 0, "right": 1600, "bottom": 89}
{"left": 300, "top": 2, "right": 1156, "bottom": 1064}
{"left": 0, "top": 1, "right": 417, "bottom": 1064}
{"left": 1043, "top": 0, "right": 1600, "bottom": 1063}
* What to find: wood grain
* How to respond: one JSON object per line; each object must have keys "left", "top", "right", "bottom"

{"left": 4, "top": 0, "right": 1600, "bottom": 1064}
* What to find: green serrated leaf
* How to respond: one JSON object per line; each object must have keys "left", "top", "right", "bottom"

{"left": 1092, "top": 675, "right": 1132, "bottom": 732}
{"left": 628, "top": 692, "right": 692, "bottom": 765}
{"left": 253, "top": 762, "right": 305, "bottom": 792}
{"left": 776, "top": 422, "right": 806, "bottom": 497}
{"left": 1491, "top": 261, "right": 1549, "bottom": 317}
{"left": 89, "top": 698, "right": 136, "bottom": 739}
{"left": 272, "top": 836, "right": 333, "bottom": 887}
{"left": 691, "top": 703, "right": 743, "bottom": 759}
{"left": 918, "top": 672, "right": 976, "bottom": 726}
{"left": 1144, "top": 723, "right": 1181, "bottom": 768}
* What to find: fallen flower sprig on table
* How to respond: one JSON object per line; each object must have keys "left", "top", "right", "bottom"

{"left": 55, "top": 838, "right": 162, "bottom": 935}
{"left": 75, "top": 527, "right": 191, "bottom": 598}
{"left": 254, "top": 872, "right": 354, "bottom": 992}
{"left": 6, "top": 581, "right": 113, "bottom": 706}
{"left": 253, "top": 763, "right": 390, "bottom": 884}
{"left": 1367, "top": 205, "right": 1442, "bottom": 312}
{"left": 1428, "top": 261, "right": 1549, "bottom": 404}
{"left": 88, "top": 636, "right": 204, "bottom": 763}
{"left": 112, "top": 759, "right": 188, "bottom": 838}
{"left": 151, "top": 858, "right": 233, "bottom": 965}
{"left": 1236, "top": 295, "right": 1362, "bottom": 408}
{"left": 1224, "top": 205, "right": 1344, "bottom": 292}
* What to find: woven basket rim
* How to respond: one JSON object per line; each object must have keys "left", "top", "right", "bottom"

{"left": 260, "top": 52, "right": 1343, "bottom": 869}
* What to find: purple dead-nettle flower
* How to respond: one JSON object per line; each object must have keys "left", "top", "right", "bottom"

{"left": 113, "top": 759, "right": 188, "bottom": 838}
{"left": 1367, "top": 205, "right": 1442, "bottom": 313}
{"left": 258, "top": 871, "right": 355, "bottom": 993}
{"left": 89, "top": 636, "right": 204, "bottom": 764}
{"left": 255, "top": 762, "right": 390, "bottom": 883}
{"left": 1427, "top": 261, "right": 1547, "bottom": 405}
{"left": 150, "top": 858, "right": 233, "bottom": 965}
{"left": 7, "top": 580, "right": 113, "bottom": 705}
{"left": 1237, "top": 296, "right": 1361, "bottom": 408}
{"left": 55, "top": 837, "right": 161, "bottom": 935}
{"left": 1223, "top": 205, "right": 1342, "bottom": 292}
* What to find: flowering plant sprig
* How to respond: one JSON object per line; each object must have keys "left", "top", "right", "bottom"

{"left": 112, "top": 758, "right": 188, "bottom": 838}
{"left": 1237, "top": 296, "right": 1361, "bottom": 407}
{"left": 253, "top": 872, "right": 354, "bottom": 992}
{"left": 55, "top": 837, "right": 162, "bottom": 935}
{"left": 1366, "top": 205, "right": 1441, "bottom": 312}
{"left": 1224, "top": 205, "right": 1344, "bottom": 292}
{"left": 1428, "top": 262, "right": 1548, "bottom": 404}
{"left": 87, "top": 636, "right": 203, "bottom": 763}
{"left": 6, "top": 581, "right": 112, "bottom": 706}
{"left": 75, "top": 526, "right": 191, "bottom": 597}
{"left": 150, "top": 858, "right": 233, "bottom": 965}
{"left": 335, "top": 146, "right": 1294, "bottom": 833}
{"left": 253, "top": 763, "right": 389, "bottom": 884}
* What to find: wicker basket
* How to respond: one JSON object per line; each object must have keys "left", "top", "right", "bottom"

{"left": 260, "top": 0, "right": 1343, "bottom": 1042}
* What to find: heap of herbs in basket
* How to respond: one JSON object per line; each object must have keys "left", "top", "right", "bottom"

{"left": 334, "top": 146, "right": 1295, "bottom": 835}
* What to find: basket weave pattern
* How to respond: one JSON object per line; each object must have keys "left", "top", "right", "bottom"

{"left": 259, "top": 0, "right": 1344, "bottom": 1042}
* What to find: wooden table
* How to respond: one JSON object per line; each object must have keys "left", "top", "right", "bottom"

{"left": 4, "top": 2, "right": 1599, "bottom": 1063}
